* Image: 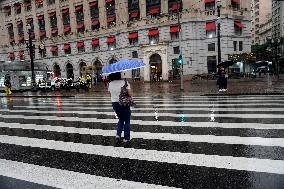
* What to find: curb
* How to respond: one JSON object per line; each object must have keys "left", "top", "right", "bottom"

{"left": 0, "top": 95, "right": 75, "bottom": 98}
{"left": 202, "top": 93, "right": 284, "bottom": 96}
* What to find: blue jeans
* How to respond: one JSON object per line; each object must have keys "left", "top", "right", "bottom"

{"left": 219, "top": 77, "right": 225, "bottom": 89}
{"left": 112, "top": 102, "right": 131, "bottom": 140}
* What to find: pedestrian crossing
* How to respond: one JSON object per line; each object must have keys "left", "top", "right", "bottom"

{"left": 0, "top": 95, "right": 284, "bottom": 188}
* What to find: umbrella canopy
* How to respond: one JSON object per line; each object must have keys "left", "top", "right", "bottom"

{"left": 217, "top": 60, "right": 234, "bottom": 68}
{"left": 102, "top": 59, "right": 145, "bottom": 75}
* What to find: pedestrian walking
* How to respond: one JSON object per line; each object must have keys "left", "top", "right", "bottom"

{"left": 4, "top": 79, "right": 12, "bottom": 95}
{"left": 217, "top": 67, "right": 226, "bottom": 92}
{"left": 108, "top": 72, "right": 133, "bottom": 144}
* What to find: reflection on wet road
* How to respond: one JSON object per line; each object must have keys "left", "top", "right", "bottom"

{"left": 0, "top": 95, "right": 284, "bottom": 189}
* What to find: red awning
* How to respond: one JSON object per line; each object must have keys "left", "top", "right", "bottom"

{"left": 106, "top": 36, "right": 115, "bottom": 43}
{"left": 204, "top": 0, "right": 215, "bottom": 3}
{"left": 62, "top": 9, "right": 69, "bottom": 14}
{"left": 92, "top": 20, "right": 99, "bottom": 26}
{"left": 62, "top": 44, "right": 70, "bottom": 50}
{"left": 170, "top": 25, "right": 180, "bottom": 33}
{"left": 89, "top": 2, "right": 97, "bottom": 7}
{"left": 206, "top": 22, "right": 216, "bottom": 31}
{"left": 30, "top": 32, "right": 35, "bottom": 37}
{"left": 148, "top": 8, "right": 159, "bottom": 14}
{"left": 25, "top": 2, "right": 32, "bottom": 6}
{"left": 77, "top": 24, "right": 84, "bottom": 29}
{"left": 18, "top": 36, "right": 24, "bottom": 41}
{"left": 232, "top": 0, "right": 240, "bottom": 4}
{"left": 130, "top": 11, "right": 139, "bottom": 19}
{"left": 40, "top": 31, "right": 46, "bottom": 37}
{"left": 49, "top": 12, "right": 56, "bottom": 17}
{"left": 128, "top": 32, "right": 138, "bottom": 39}
{"left": 15, "top": 5, "right": 21, "bottom": 10}
{"left": 63, "top": 26, "right": 70, "bottom": 32}
{"left": 107, "top": 17, "right": 115, "bottom": 23}
{"left": 51, "top": 28, "right": 58, "bottom": 34}
{"left": 91, "top": 39, "right": 99, "bottom": 46}
{"left": 76, "top": 41, "right": 84, "bottom": 48}
{"left": 37, "top": 15, "right": 44, "bottom": 20}
{"left": 234, "top": 20, "right": 244, "bottom": 28}
{"left": 17, "top": 20, "right": 22, "bottom": 25}
{"left": 50, "top": 46, "right": 58, "bottom": 52}
{"left": 148, "top": 29, "right": 159, "bottom": 36}
{"left": 170, "top": 3, "right": 181, "bottom": 11}
{"left": 18, "top": 51, "right": 24, "bottom": 57}
{"left": 27, "top": 18, "right": 33, "bottom": 23}
{"left": 106, "top": 0, "right": 112, "bottom": 3}
{"left": 8, "top": 52, "right": 15, "bottom": 58}
{"left": 36, "top": 0, "right": 43, "bottom": 3}
{"left": 75, "top": 5, "right": 83, "bottom": 11}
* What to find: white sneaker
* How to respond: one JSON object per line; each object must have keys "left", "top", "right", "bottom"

{"left": 224, "top": 89, "right": 227, "bottom": 91}
{"left": 222, "top": 89, "right": 226, "bottom": 91}
{"left": 219, "top": 89, "right": 222, "bottom": 92}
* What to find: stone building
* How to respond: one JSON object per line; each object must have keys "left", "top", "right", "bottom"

{"left": 0, "top": 0, "right": 251, "bottom": 82}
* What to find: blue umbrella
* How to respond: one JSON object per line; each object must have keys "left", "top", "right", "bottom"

{"left": 102, "top": 59, "right": 145, "bottom": 75}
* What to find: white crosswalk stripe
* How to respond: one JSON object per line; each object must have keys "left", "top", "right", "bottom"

{"left": 0, "top": 95, "right": 284, "bottom": 188}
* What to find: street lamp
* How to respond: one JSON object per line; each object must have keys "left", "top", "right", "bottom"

{"left": 26, "top": 24, "right": 36, "bottom": 89}
{"left": 271, "top": 38, "right": 281, "bottom": 79}
{"left": 176, "top": 0, "right": 183, "bottom": 91}
{"left": 216, "top": 0, "right": 222, "bottom": 64}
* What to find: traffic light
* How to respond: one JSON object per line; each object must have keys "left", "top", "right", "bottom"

{"left": 177, "top": 55, "right": 183, "bottom": 65}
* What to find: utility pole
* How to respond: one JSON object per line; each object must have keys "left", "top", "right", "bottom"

{"left": 26, "top": 24, "right": 36, "bottom": 89}
{"left": 176, "top": 0, "right": 183, "bottom": 91}
{"left": 216, "top": 0, "right": 222, "bottom": 64}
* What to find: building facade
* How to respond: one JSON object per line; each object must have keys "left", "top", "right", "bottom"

{"left": 258, "top": 18, "right": 272, "bottom": 45}
{"left": 251, "top": 0, "right": 272, "bottom": 44}
{"left": 272, "top": 0, "right": 284, "bottom": 39}
{"left": 0, "top": 0, "right": 251, "bottom": 83}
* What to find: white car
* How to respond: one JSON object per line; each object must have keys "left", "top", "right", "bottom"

{"left": 39, "top": 80, "right": 58, "bottom": 91}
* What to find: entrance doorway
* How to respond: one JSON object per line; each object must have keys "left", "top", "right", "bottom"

{"left": 66, "top": 63, "right": 74, "bottom": 79}
{"left": 93, "top": 60, "right": 103, "bottom": 82}
{"left": 149, "top": 53, "right": 162, "bottom": 81}
{"left": 109, "top": 57, "right": 117, "bottom": 64}
{"left": 53, "top": 64, "right": 61, "bottom": 78}
{"left": 79, "top": 62, "right": 87, "bottom": 77}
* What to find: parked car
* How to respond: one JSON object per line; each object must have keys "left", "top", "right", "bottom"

{"left": 38, "top": 79, "right": 60, "bottom": 91}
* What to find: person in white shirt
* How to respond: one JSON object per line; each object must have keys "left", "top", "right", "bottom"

{"left": 108, "top": 72, "right": 133, "bottom": 144}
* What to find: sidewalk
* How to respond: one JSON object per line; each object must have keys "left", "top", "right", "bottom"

{"left": 1, "top": 75, "right": 284, "bottom": 97}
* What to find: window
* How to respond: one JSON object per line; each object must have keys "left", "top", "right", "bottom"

{"left": 50, "top": 46, "right": 58, "bottom": 56}
{"left": 234, "top": 20, "right": 244, "bottom": 36}
{"left": 63, "top": 44, "right": 71, "bottom": 54}
{"left": 36, "top": 0, "right": 43, "bottom": 8}
{"left": 207, "top": 56, "right": 217, "bottom": 73}
{"left": 4, "top": 6, "right": 11, "bottom": 16}
{"left": 146, "top": 0, "right": 161, "bottom": 18}
{"left": 39, "top": 45, "right": 47, "bottom": 58}
{"left": 62, "top": 9, "right": 70, "bottom": 26}
{"left": 49, "top": 12, "right": 57, "bottom": 28}
{"left": 208, "top": 43, "right": 215, "bottom": 51}
{"left": 24, "top": 1, "right": 32, "bottom": 11}
{"left": 91, "top": 20, "right": 100, "bottom": 30}
{"left": 77, "top": 41, "right": 85, "bottom": 53}
{"left": 132, "top": 51, "right": 138, "bottom": 58}
{"left": 173, "top": 46, "right": 180, "bottom": 54}
{"left": 107, "top": 36, "right": 116, "bottom": 50}
{"left": 47, "top": 0, "right": 55, "bottom": 5}
{"left": 171, "top": 32, "right": 179, "bottom": 40}
{"left": 90, "top": 1, "right": 99, "bottom": 21}
{"left": 233, "top": 41, "right": 237, "bottom": 51}
{"left": 239, "top": 41, "right": 243, "bottom": 51}
{"left": 170, "top": 25, "right": 179, "bottom": 40}
{"left": 168, "top": 0, "right": 182, "bottom": 15}
{"left": 206, "top": 22, "right": 216, "bottom": 38}
{"left": 129, "top": 32, "right": 138, "bottom": 45}
{"left": 231, "top": 0, "right": 240, "bottom": 10}
{"left": 14, "top": 3, "right": 21, "bottom": 14}
{"left": 148, "top": 29, "right": 159, "bottom": 44}
{"left": 8, "top": 52, "right": 15, "bottom": 61}
{"left": 106, "top": 0, "right": 116, "bottom": 28}
{"left": 205, "top": 0, "right": 215, "bottom": 11}
{"left": 128, "top": 0, "right": 140, "bottom": 21}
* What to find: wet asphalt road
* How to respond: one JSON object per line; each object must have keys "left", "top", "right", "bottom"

{"left": 0, "top": 94, "right": 284, "bottom": 189}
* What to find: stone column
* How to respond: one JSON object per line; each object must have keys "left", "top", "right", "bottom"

{"left": 55, "top": 0, "right": 63, "bottom": 35}
{"left": 43, "top": 0, "right": 51, "bottom": 38}
{"left": 69, "top": 1, "right": 77, "bottom": 34}
{"left": 161, "top": 0, "right": 168, "bottom": 14}
{"left": 116, "top": 0, "right": 128, "bottom": 27}
{"left": 83, "top": 0, "right": 91, "bottom": 32}
{"left": 98, "top": 0, "right": 107, "bottom": 29}
{"left": 139, "top": 0, "right": 146, "bottom": 19}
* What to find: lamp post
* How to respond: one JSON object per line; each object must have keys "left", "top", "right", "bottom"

{"left": 176, "top": 0, "right": 183, "bottom": 91}
{"left": 271, "top": 38, "right": 280, "bottom": 79}
{"left": 26, "top": 24, "right": 36, "bottom": 89}
{"left": 216, "top": 0, "right": 222, "bottom": 64}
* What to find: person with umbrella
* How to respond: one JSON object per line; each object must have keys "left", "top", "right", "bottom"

{"left": 217, "top": 61, "right": 233, "bottom": 92}
{"left": 103, "top": 59, "right": 145, "bottom": 144}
